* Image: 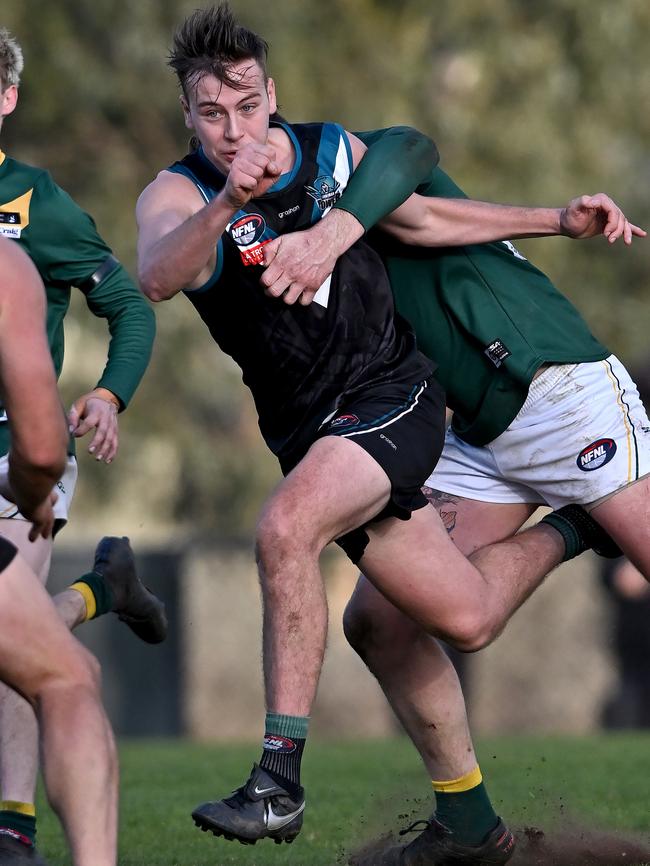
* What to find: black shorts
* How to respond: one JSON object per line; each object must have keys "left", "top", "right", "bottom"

{"left": 0, "top": 536, "right": 18, "bottom": 572}
{"left": 280, "top": 376, "right": 446, "bottom": 563}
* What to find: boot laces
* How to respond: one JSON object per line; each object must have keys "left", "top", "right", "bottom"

{"left": 399, "top": 819, "right": 433, "bottom": 837}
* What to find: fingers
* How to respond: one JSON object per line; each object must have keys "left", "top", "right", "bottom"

{"left": 260, "top": 240, "right": 284, "bottom": 289}
{"left": 261, "top": 237, "right": 281, "bottom": 274}
{"left": 299, "top": 288, "right": 317, "bottom": 306}
{"left": 73, "top": 398, "right": 119, "bottom": 463}
{"left": 227, "top": 145, "right": 280, "bottom": 204}
{"left": 263, "top": 277, "right": 305, "bottom": 304}
{"left": 28, "top": 514, "right": 53, "bottom": 542}
{"left": 586, "top": 194, "right": 645, "bottom": 245}
{"left": 282, "top": 284, "right": 305, "bottom": 305}
{"left": 67, "top": 397, "right": 84, "bottom": 432}
{"left": 264, "top": 272, "right": 293, "bottom": 299}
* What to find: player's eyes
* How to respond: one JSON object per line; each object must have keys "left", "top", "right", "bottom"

{"left": 241, "top": 103, "right": 257, "bottom": 113}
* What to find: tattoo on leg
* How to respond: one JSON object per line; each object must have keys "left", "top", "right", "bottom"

{"left": 422, "top": 487, "right": 458, "bottom": 534}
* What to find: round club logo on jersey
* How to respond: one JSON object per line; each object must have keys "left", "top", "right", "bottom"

{"left": 330, "top": 414, "right": 360, "bottom": 429}
{"left": 577, "top": 438, "right": 617, "bottom": 471}
{"left": 263, "top": 735, "right": 296, "bottom": 754}
{"left": 305, "top": 175, "right": 342, "bottom": 211}
{"left": 229, "top": 214, "right": 266, "bottom": 247}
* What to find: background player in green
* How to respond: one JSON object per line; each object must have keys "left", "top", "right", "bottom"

{"left": 261, "top": 133, "right": 647, "bottom": 865}
{"left": 0, "top": 29, "right": 162, "bottom": 865}
{"left": 0, "top": 238, "right": 118, "bottom": 866}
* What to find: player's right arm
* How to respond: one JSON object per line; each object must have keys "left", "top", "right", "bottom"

{"left": 0, "top": 240, "right": 67, "bottom": 537}
{"left": 137, "top": 144, "right": 281, "bottom": 301}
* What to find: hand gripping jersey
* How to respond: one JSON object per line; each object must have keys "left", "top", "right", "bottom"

{"left": 168, "top": 121, "right": 433, "bottom": 458}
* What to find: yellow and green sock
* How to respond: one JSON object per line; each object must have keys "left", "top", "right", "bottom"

{"left": 432, "top": 766, "right": 498, "bottom": 847}
{"left": 70, "top": 572, "right": 114, "bottom": 622}
{"left": 0, "top": 801, "right": 36, "bottom": 847}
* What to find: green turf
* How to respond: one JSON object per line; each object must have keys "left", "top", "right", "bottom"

{"left": 35, "top": 734, "right": 650, "bottom": 865}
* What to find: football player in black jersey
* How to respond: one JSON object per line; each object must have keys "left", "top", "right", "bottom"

{"left": 136, "top": 5, "right": 639, "bottom": 862}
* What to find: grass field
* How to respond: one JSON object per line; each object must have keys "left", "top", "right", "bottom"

{"left": 35, "top": 734, "right": 650, "bottom": 865}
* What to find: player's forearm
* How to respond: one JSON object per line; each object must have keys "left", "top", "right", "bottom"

{"left": 302, "top": 209, "right": 365, "bottom": 264}
{"left": 8, "top": 407, "right": 67, "bottom": 512}
{"left": 86, "top": 266, "right": 156, "bottom": 409}
{"left": 388, "top": 197, "right": 562, "bottom": 247}
{"left": 8, "top": 452, "right": 63, "bottom": 514}
{"left": 139, "top": 193, "right": 235, "bottom": 301}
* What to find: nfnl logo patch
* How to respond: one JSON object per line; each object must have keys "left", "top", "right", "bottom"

{"left": 330, "top": 414, "right": 359, "bottom": 428}
{"left": 229, "top": 214, "right": 266, "bottom": 246}
{"left": 263, "top": 735, "right": 296, "bottom": 754}
{"left": 577, "top": 438, "right": 617, "bottom": 472}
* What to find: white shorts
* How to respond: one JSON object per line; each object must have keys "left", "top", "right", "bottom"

{"left": 426, "top": 356, "right": 650, "bottom": 509}
{"left": 0, "top": 455, "right": 78, "bottom": 525}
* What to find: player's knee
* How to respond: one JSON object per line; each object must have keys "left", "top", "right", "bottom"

{"left": 343, "top": 597, "right": 418, "bottom": 665}
{"left": 57, "top": 639, "right": 102, "bottom": 690}
{"left": 342, "top": 600, "right": 374, "bottom": 660}
{"left": 30, "top": 643, "right": 101, "bottom": 711}
{"left": 77, "top": 644, "right": 102, "bottom": 690}
{"left": 255, "top": 504, "right": 320, "bottom": 568}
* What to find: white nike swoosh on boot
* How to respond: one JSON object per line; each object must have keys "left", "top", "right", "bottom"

{"left": 266, "top": 802, "right": 305, "bottom": 832}
{"left": 253, "top": 785, "right": 278, "bottom": 796}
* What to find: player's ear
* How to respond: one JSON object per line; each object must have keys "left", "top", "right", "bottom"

{"left": 179, "top": 93, "right": 194, "bottom": 130}
{"left": 0, "top": 84, "right": 18, "bottom": 120}
{"left": 266, "top": 78, "right": 277, "bottom": 115}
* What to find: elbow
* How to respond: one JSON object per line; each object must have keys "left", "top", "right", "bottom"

{"left": 441, "top": 614, "right": 499, "bottom": 654}
{"left": 389, "top": 126, "right": 439, "bottom": 173}
{"left": 138, "top": 268, "right": 169, "bottom": 303}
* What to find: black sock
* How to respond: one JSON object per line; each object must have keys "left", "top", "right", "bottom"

{"left": 258, "top": 713, "right": 308, "bottom": 799}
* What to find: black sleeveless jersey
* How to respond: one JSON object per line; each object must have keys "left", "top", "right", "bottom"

{"left": 167, "top": 121, "right": 433, "bottom": 458}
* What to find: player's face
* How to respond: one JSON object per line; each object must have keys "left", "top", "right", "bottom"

{"left": 182, "top": 60, "right": 277, "bottom": 174}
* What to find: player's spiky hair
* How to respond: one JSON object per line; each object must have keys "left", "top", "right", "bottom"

{"left": 0, "top": 29, "right": 24, "bottom": 92}
{"left": 168, "top": 3, "right": 269, "bottom": 98}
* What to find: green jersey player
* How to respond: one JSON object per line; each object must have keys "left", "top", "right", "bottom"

{"left": 260, "top": 129, "right": 647, "bottom": 865}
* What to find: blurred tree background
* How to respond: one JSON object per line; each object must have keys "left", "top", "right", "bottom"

{"left": 2, "top": 0, "right": 649, "bottom": 540}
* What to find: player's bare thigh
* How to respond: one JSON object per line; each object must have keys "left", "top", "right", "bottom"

{"left": 590, "top": 473, "right": 650, "bottom": 578}
{"left": 354, "top": 493, "right": 537, "bottom": 609}
{"left": 355, "top": 501, "right": 493, "bottom": 643}
{"left": 422, "top": 488, "right": 539, "bottom": 556}
{"left": 0, "top": 547, "right": 94, "bottom": 700}
{"left": 349, "top": 493, "right": 539, "bottom": 643}
{"left": 257, "top": 435, "right": 392, "bottom": 553}
{"left": 0, "top": 518, "right": 52, "bottom": 583}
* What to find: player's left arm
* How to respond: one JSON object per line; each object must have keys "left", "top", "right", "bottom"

{"left": 261, "top": 126, "right": 438, "bottom": 305}
{"left": 38, "top": 178, "right": 156, "bottom": 462}
{"left": 380, "top": 191, "right": 646, "bottom": 247}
